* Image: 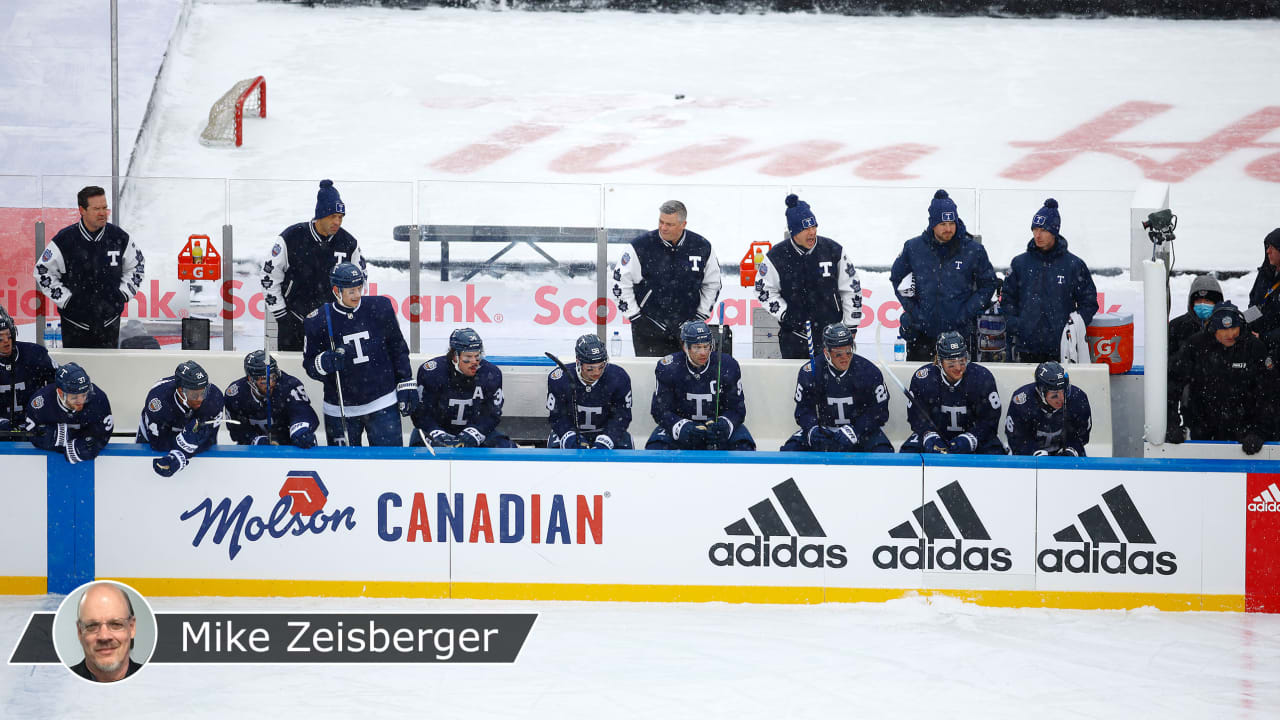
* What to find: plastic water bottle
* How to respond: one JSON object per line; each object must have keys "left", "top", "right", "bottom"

{"left": 45, "top": 319, "right": 62, "bottom": 349}
{"left": 610, "top": 330, "right": 622, "bottom": 357}
{"left": 893, "top": 332, "right": 906, "bottom": 362}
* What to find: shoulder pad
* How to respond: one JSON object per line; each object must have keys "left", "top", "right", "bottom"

{"left": 425, "top": 359, "right": 438, "bottom": 371}
{"left": 31, "top": 395, "right": 44, "bottom": 409}
{"left": 550, "top": 368, "right": 563, "bottom": 380}
{"left": 226, "top": 383, "right": 240, "bottom": 397}
{"left": 915, "top": 366, "right": 930, "bottom": 379}
{"left": 1013, "top": 391, "right": 1026, "bottom": 405}
{"left": 306, "top": 309, "right": 318, "bottom": 319}
{"left": 660, "top": 355, "right": 674, "bottom": 366}
{"left": 148, "top": 397, "right": 163, "bottom": 412}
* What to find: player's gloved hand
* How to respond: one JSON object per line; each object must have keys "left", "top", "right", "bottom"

{"left": 677, "top": 420, "right": 710, "bottom": 448}
{"left": 290, "top": 424, "right": 317, "bottom": 449}
{"left": 833, "top": 425, "right": 859, "bottom": 451}
{"left": 153, "top": 449, "right": 188, "bottom": 477}
{"left": 559, "top": 431, "right": 586, "bottom": 450}
{"left": 250, "top": 435, "right": 271, "bottom": 446}
{"left": 428, "top": 430, "right": 460, "bottom": 447}
{"left": 396, "top": 386, "right": 419, "bottom": 416}
{"left": 1241, "top": 432, "right": 1265, "bottom": 456}
{"left": 1165, "top": 425, "right": 1187, "bottom": 444}
{"left": 1033, "top": 449, "right": 1051, "bottom": 457}
{"left": 592, "top": 435, "right": 615, "bottom": 450}
{"left": 1054, "top": 447, "right": 1080, "bottom": 457}
{"left": 948, "top": 433, "right": 978, "bottom": 454}
{"left": 317, "top": 348, "right": 348, "bottom": 374}
{"left": 709, "top": 417, "right": 734, "bottom": 445}
{"left": 922, "top": 432, "right": 948, "bottom": 454}
{"left": 807, "top": 426, "right": 837, "bottom": 451}
{"left": 0, "top": 417, "right": 10, "bottom": 432}
{"left": 458, "top": 428, "right": 482, "bottom": 448}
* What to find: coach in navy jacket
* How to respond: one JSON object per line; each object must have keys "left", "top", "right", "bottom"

{"left": 890, "top": 190, "right": 997, "bottom": 361}
{"left": 1001, "top": 199, "right": 1098, "bottom": 363}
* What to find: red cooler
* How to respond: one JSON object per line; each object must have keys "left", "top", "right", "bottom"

{"left": 1086, "top": 312, "right": 1134, "bottom": 374}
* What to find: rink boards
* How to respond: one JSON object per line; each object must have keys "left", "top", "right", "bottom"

{"left": 4, "top": 444, "right": 1279, "bottom": 613}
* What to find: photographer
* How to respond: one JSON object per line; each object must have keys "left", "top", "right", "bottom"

{"left": 1247, "top": 228, "right": 1280, "bottom": 350}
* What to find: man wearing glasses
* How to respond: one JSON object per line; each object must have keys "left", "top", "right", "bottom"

{"left": 71, "top": 582, "right": 142, "bottom": 682}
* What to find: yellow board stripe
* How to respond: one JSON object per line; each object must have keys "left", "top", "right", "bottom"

{"left": 0, "top": 577, "right": 47, "bottom": 595}
{"left": 93, "top": 579, "right": 1245, "bottom": 612}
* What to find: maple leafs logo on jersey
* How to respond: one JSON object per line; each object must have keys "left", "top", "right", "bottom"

{"left": 148, "top": 398, "right": 163, "bottom": 412}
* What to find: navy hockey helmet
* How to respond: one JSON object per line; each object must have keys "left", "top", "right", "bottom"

{"left": 822, "top": 323, "right": 854, "bottom": 350}
{"left": 244, "top": 349, "right": 279, "bottom": 379}
{"left": 174, "top": 360, "right": 210, "bottom": 391}
{"left": 574, "top": 334, "right": 608, "bottom": 365}
{"left": 449, "top": 327, "right": 484, "bottom": 354}
{"left": 1034, "top": 361, "right": 1069, "bottom": 394}
{"left": 330, "top": 262, "right": 366, "bottom": 290}
{"left": 55, "top": 362, "right": 92, "bottom": 396}
{"left": 680, "top": 320, "right": 713, "bottom": 347}
{"left": 0, "top": 305, "right": 15, "bottom": 339}
{"left": 935, "top": 331, "right": 969, "bottom": 361}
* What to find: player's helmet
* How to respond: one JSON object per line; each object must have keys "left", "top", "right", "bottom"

{"left": 822, "top": 323, "right": 854, "bottom": 350}
{"left": 574, "top": 334, "right": 608, "bottom": 365}
{"left": 1034, "top": 361, "right": 1069, "bottom": 402}
{"left": 449, "top": 327, "right": 484, "bottom": 354}
{"left": 244, "top": 349, "right": 279, "bottom": 379}
{"left": 0, "top": 305, "right": 15, "bottom": 339}
{"left": 55, "top": 362, "right": 92, "bottom": 395}
{"left": 680, "top": 320, "right": 713, "bottom": 347}
{"left": 935, "top": 331, "right": 969, "bottom": 361}
{"left": 330, "top": 262, "right": 366, "bottom": 290}
{"left": 174, "top": 360, "right": 210, "bottom": 391}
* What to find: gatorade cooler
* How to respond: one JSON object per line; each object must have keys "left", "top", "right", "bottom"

{"left": 740, "top": 241, "right": 772, "bottom": 287}
{"left": 1086, "top": 312, "right": 1134, "bottom": 374}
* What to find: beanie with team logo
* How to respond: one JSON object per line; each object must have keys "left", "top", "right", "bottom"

{"left": 314, "top": 179, "right": 346, "bottom": 220}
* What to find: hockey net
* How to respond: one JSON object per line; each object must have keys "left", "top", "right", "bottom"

{"left": 199, "top": 76, "right": 266, "bottom": 148}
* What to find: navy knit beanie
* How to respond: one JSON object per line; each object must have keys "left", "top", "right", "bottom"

{"left": 785, "top": 194, "right": 817, "bottom": 237}
{"left": 927, "top": 189, "right": 958, "bottom": 231}
{"left": 314, "top": 179, "right": 346, "bottom": 221}
{"left": 1207, "top": 302, "right": 1245, "bottom": 332}
{"left": 1031, "top": 198, "right": 1062, "bottom": 237}
{"left": 1264, "top": 228, "right": 1280, "bottom": 251}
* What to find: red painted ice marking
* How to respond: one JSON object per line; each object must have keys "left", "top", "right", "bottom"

{"left": 431, "top": 122, "right": 562, "bottom": 173}
{"left": 757, "top": 141, "right": 937, "bottom": 180}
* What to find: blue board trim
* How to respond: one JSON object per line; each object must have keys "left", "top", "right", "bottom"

{"left": 46, "top": 455, "right": 94, "bottom": 594}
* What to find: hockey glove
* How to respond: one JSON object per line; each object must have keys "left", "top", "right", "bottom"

{"left": 153, "top": 449, "right": 188, "bottom": 477}
{"left": 807, "top": 426, "right": 837, "bottom": 452}
{"left": 592, "top": 434, "right": 615, "bottom": 450}
{"left": 675, "top": 419, "right": 710, "bottom": 449}
{"left": 250, "top": 435, "right": 272, "bottom": 446}
{"left": 1033, "top": 449, "right": 1051, "bottom": 457}
{"left": 948, "top": 433, "right": 978, "bottom": 454}
{"left": 834, "top": 425, "right": 860, "bottom": 451}
{"left": 709, "top": 417, "right": 734, "bottom": 445}
{"left": 1054, "top": 447, "right": 1080, "bottom": 457}
{"left": 559, "top": 431, "right": 586, "bottom": 450}
{"left": 1165, "top": 425, "right": 1187, "bottom": 444}
{"left": 0, "top": 418, "right": 10, "bottom": 432}
{"left": 317, "top": 348, "right": 349, "bottom": 375}
{"left": 922, "top": 432, "right": 948, "bottom": 454}
{"left": 458, "top": 428, "right": 483, "bottom": 448}
{"left": 1241, "top": 432, "right": 1265, "bottom": 456}
{"left": 290, "top": 423, "right": 317, "bottom": 449}
{"left": 396, "top": 385, "right": 420, "bottom": 417}
{"left": 428, "top": 430, "right": 460, "bottom": 447}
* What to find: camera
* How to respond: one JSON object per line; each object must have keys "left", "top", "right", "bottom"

{"left": 1142, "top": 208, "right": 1177, "bottom": 246}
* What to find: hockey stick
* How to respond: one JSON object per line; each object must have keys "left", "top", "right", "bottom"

{"left": 413, "top": 427, "right": 438, "bottom": 456}
{"left": 265, "top": 361, "right": 273, "bottom": 441}
{"left": 803, "top": 321, "right": 826, "bottom": 447}
{"left": 544, "top": 351, "right": 584, "bottom": 449}
{"left": 323, "top": 302, "right": 351, "bottom": 446}
{"left": 874, "top": 323, "right": 946, "bottom": 453}
{"left": 709, "top": 302, "right": 727, "bottom": 451}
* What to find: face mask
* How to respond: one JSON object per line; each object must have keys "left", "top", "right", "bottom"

{"left": 1193, "top": 303, "right": 1214, "bottom": 320}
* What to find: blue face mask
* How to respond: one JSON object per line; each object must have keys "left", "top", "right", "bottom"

{"left": 1193, "top": 303, "right": 1214, "bottom": 320}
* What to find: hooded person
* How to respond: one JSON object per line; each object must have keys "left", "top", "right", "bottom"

{"left": 1169, "top": 274, "right": 1223, "bottom": 358}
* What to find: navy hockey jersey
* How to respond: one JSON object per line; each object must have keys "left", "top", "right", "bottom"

{"left": 793, "top": 354, "right": 889, "bottom": 439}
{"left": 302, "top": 296, "right": 413, "bottom": 417}
{"left": 1, "top": 342, "right": 57, "bottom": 430}
{"left": 651, "top": 351, "right": 746, "bottom": 432}
{"left": 261, "top": 222, "right": 365, "bottom": 320}
{"left": 224, "top": 371, "right": 320, "bottom": 445}
{"left": 135, "top": 377, "right": 225, "bottom": 455}
{"left": 547, "top": 362, "right": 633, "bottom": 446}
{"left": 1004, "top": 382, "right": 1092, "bottom": 456}
{"left": 24, "top": 383, "right": 113, "bottom": 463}
{"left": 411, "top": 355, "right": 505, "bottom": 443}
{"left": 905, "top": 362, "right": 1002, "bottom": 446}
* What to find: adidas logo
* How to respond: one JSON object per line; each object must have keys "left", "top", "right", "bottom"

{"left": 708, "top": 478, "right": 847, "bottom": 569}
{"left": 1248, "top": 482, "right": 1280, "bottom": 512}
{"left": 1037, "top": 484, "right": 1177, "bottom": 576}
{"left": 873, "top": 480, "right": 1012, "bottom": 572}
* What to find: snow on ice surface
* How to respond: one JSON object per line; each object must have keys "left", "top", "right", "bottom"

{"left": 3, "top": 593, "right": 1279, "bottom": 718}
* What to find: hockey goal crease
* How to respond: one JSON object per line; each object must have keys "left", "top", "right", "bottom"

{"left": 199, "top": 76, "right": 266, "bottom": 147}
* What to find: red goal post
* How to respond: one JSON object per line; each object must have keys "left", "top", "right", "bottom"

{"left": 199, "top": 76, "right": 266, "bottom": 148}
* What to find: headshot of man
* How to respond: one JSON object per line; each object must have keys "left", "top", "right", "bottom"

{"left": 68, "top": 581, "right": 145, "bottom": 682}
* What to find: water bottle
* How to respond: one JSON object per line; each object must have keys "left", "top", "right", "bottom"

{"left": 893, "top": 332, "right": 906, "bottom": 362}
{"left": 610, "top": 330, "right": 622, "bottom": 357}
{"left": 45, "top": 319, "right": 62, "bottom": 349}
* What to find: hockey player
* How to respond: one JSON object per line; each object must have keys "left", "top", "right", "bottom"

{"left": 1167, "top": 302, "right": 1270, "bottom": 454}
{"left": 33, "top": 185, "right": 145, "bottom": 348}
{"left": 546, "top": 334, "right": 633, "bottom": 450}
{"left": 0, "top": 305, "right": 57, "bottom": 437}
{"left": 137, "top": 360, "right": 225, "bottom": 476}
{"left": 303, "top": 263, "right": 417, "bottom": 446}
{"left": 899, "top": 331, "right": 1006, "bottom": 455}
{"left": 410, "top": 327, "right": 515, "bottom": 448}
{"left": 224, "top": 350, "right": 320, "bottom": 448}
{"left": 781, "top": 323, "right": 893, "bottom": 453}
{"left": 609, "top": 200, "right": 722, "bottom": 356}
{"left": 646, "top": 320, "right": 755, "bottom": 451}
{"left": 24, "top": 363, "right": 112, "bottom": 464}
{"left": 262, "top": 179, "right": 366, "bottom": 351}
{"left": 1005, "top": 361, "right": 1092, "bottom": 456}
{"left": 755, "top": 194, "right": 862, "bottom": 359}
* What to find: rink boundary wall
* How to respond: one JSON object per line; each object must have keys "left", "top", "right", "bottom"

{"left": 6, "top": 445, "right": 1278, "bottom": 612}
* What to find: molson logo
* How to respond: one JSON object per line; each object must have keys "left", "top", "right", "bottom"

{"left": 708, "top": 478, "right": 847, "bottom": 568}
{"left": 873, "top": 480, "right": 1013, "bottom": 572}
